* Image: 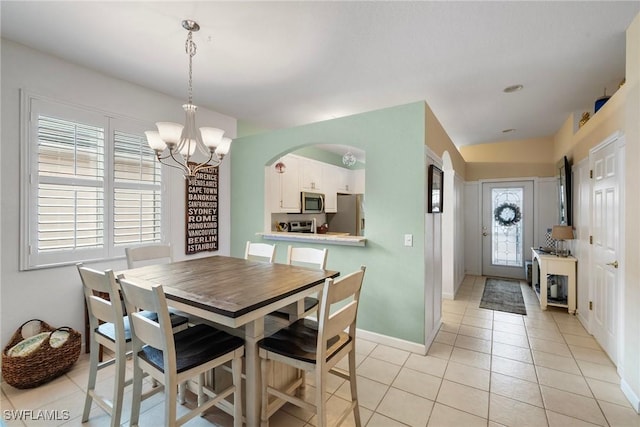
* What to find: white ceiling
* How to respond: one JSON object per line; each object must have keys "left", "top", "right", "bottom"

{"left": 2, "top": 1, "right": 638, "bottom": 148}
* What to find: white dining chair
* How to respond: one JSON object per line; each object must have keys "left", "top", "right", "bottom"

{"left": 125, "top": 243, "right": 172, "bottom": 269}
{"left": 119, "top": 277, "right": 245, "bottom": 427}
{"left": 259, "top": 266, "right": 366, "bottom": 427}
{"left": 272, "top": 246, "right": 328, "bottom": 320}
{"left": 77, "top": 264, "right": 187, "bottom": 426}
{"left": 244, "top": 241, "right": 277, "bottom": 263}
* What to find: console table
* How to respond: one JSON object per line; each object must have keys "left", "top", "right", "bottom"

{"left": 531, "top": 248, "right": 577, "bottom": 314}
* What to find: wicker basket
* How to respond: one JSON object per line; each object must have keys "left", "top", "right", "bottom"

{"left": 2, "top": 319, "right": 81, "bottom": 389}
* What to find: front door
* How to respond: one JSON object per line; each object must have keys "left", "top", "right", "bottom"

{"left": 482, "top": 181, "right": 534, "bottom": 279}
{"left": 590, "top": 136, "right": 621, "bottom": 362}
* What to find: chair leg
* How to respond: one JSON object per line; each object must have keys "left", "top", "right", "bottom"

{"left": 348, "top": 349, "right": 361, "bottom": 427}
{"left": 82, "top": 338, "right": 100, "bottom": 422}
{"left": 178, "top": 381, "right": 186, "bottom": 404}
{"left": 166, "top": 375, "right": 178, "bottom": 427}
{"left": 129, "top": 358, "right": 144, "bottom": 427}
{"left": 260, "top": 358, "right": 269, "bottom": 427}
{"left": 110, "top": 347, "right": 127, "bottom": 427}
{"left": 315, "top": 368, "right": 327, "bottom": 427}
{"left": 198, "top": 372, "right": 206, "bottom": 409}
{"left": 232, "top": 356, "right": 242, "bottom": 427}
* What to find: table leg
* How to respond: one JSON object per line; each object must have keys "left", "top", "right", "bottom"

{"left": 244, "top": 318, "right": 265, "bottom": 427}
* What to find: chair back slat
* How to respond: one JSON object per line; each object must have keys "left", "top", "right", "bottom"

{"left": 89, "top": 295, "right": 120, "bottom": 324}
{"left": 245, "top": 241, "right": 276, "bottom": 263}
{"left": 326, "top": 268, "right": 364, "bottom": 305}
{"left": 323, "top": 301, "right": 359, "bottom": 339}
{"left": 286, "top": 246, "right": 328, "bottom": 269}
{"left": 77, "top": 265, "right": 124, "bottom": 324}
{"left": 317, "top": 265, "right": 366, "bottom": 354}
{"left": 119, "top": 277, "right": 175, "bottom": 359}
{"left": 125, "top": 244, "right": 172, "bottom": 269}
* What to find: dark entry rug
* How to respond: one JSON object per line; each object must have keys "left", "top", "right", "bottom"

{"left": 479, "top": 278, "right": 527, "bottom": 315}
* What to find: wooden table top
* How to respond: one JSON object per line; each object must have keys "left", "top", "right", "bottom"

{"left": 119, "top": 256, "right": 339, "bottom": 319}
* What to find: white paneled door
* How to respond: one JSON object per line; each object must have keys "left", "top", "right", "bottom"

{"left": 482, "top": 181, "right": 534, "bottom": 279}
{"left": 590, "top": 136, "right": 621, "bottom": 363}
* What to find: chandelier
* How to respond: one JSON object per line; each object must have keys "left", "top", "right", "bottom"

{"left": 145, "top": 20, "right": 231, "bottom": 180}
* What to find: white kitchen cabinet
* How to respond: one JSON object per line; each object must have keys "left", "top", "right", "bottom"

{"left": 299, "top": 157, "right": 323, "bottom": 191}
{"left": 335, "top": 166, "right": 353, "bottom": 193}
{"left": 322, "top": 164, "right": 338, "bottom": 213}
{"left": 269, "top": 154, "right": 300, "bottom": 213}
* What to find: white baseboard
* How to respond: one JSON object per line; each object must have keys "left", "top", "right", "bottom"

{"left": 356, "top": 328, "right": 426, "bottom": 355}
{"left": 442, "top": 292, "right": 455, "bottom": 300}
{"left": 621, "top": 378, "right": 640, "bottom": 413}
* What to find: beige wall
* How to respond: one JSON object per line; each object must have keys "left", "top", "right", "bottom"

{"left": 550, "top": 12, "right": 640, "bottom": 409}
{"left": 622, "top": 11, "right": 640, "bottom": 408}
{"left": 425, "top": 103, "right": 466, "bottom": 178}
{"left": 460, "top": 137, "right": 556, "bottom": 181}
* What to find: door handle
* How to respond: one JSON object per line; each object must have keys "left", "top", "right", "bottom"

{"left": 606, "top": 261, "right": 619, "bottom": 269}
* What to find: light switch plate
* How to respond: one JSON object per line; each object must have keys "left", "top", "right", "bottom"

{"left": 404, "top": 234, "right": 413, "bottom": 247}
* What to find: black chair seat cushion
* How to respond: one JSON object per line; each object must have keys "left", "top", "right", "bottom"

{"left": 258, "top": 318, "right": 351, "bottom": 364}
{"left": 139, "top": 324, "right": 244, "bottom": 374}
{"left": 96, "top": 310, "right": 188, "bottom": 343}
{"left": 271, "top": 297, "right": 319, "bottom": 318}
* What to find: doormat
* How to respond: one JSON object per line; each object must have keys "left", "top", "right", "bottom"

{"left": 479, "top": 278, "right": 527, "bottom": 315}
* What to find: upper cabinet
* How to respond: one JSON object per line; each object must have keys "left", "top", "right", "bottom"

{"left": 269, "top": 154, "right": 300, "bottom": 213}
{"left": 299, "top": 157, "right": 323, "bottom": 191}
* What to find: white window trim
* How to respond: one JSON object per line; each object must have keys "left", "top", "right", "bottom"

{"left": 19, "top": 90, "right": 169, "bottom": 270}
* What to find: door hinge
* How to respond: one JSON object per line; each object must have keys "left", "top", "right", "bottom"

{"left": 590, "top": 169, "right": 593, "bottom": 179}
{"left": 589, "top": 235, "right": 593, "bottom": 244}
{"left": 589, "top": 301, "right": 593, "bottom": 310}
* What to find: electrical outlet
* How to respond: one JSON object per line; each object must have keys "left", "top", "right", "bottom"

{"left": 404, "top": 234, "right": 413, "bottom": 247}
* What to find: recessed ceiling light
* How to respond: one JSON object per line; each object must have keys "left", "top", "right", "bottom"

{"left": 503, "top": 84, "right": 524, "bottom": 93}
{"left": 502, "top": 128, "right": 516, "bottom": 133}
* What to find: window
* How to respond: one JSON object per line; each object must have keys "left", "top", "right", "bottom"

{"left": 21, "top": 94, "right": 164, "bottom": 269}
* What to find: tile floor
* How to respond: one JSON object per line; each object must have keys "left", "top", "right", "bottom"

{"left": 2, "top": 275, "right": 640, "bottom": 426}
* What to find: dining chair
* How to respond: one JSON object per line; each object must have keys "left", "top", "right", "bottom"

{"left": 77, "top": 264, "right": 187, "bottom": 426}
{"left": 244, "top": 241, "right": 277, "bottom": 263}
{"left": 119, "top": 277, "right": 245, "bottom": 427}
{"left": 125, "top": 243, "right": 172, "bottom": 269}
{"left": 272, "top": 246, "right": 329, "bottom": 320}
{"left": 258, "top": 265, "right": 366, "bottom": 427}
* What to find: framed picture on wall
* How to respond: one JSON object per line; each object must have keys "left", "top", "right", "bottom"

{"left": 428, "top": 164, "right": 443, "bottom": 213}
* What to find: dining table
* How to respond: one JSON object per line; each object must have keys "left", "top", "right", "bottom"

{"left": 118, "top": 255, "right": 339, "bottom": 427}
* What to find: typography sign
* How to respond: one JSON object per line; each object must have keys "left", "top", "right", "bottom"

{"left": 185, "top": 164, "right": 218, "bottom": 254}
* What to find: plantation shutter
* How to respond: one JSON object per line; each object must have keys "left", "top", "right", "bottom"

{"left": 36, "top": 115, "right": 105, "bottom": 253}
{"left": 113, "top": 129, "right": 162, "bottom": 245}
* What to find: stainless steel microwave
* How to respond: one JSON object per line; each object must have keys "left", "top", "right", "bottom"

{"left": 301, "top": 191, "right": 324, "bottom": 213}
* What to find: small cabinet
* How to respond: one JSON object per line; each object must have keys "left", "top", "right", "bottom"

{"left": 269, "top": 155, "right": 300, "bottom": 213}
{"left": 335, "top": 167, "right": 353, "bottom": 193}
{"left": 299, "top": 158, "right": 323, "bottom": 191}
{"left": 322, "top": 164, "right": 338, "bottom": 213}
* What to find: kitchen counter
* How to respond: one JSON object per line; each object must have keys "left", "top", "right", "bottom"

{"left": 258, "top": 232, "right": 366, "bottom": 247}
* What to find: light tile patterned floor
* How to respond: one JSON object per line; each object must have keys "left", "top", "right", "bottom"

{"left": 2, "top": 275, "right": 639, "bottom": 426}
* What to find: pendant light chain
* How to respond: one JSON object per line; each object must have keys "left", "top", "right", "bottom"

{"left": 185, "top": 30, "right": 197, "bottom": 105}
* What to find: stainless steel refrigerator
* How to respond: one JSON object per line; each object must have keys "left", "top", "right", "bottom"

{"left": 328, "top": 194, "right": 365, "bottom": 236}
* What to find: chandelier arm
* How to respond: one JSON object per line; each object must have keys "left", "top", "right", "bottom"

{"left": 156, "top": 154, "right": 191, "bottom": 174}
{"left": 191, "top": 153, "right": 222, "bottom": 176}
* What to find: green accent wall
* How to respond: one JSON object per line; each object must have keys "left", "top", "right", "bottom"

{"left": 231, "top": 102, "right": 427, "bottom": 344}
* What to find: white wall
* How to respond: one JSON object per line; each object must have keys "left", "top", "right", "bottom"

{"left": 535, "top": 178, "right": 559, "bottom": 249}
{"left": 464, "top": 182, "right": 481, "bottom": 276}
{"left": 0, "top": 39, "right": 236, "bottom": 352}
{"left": 463, "top": 178, "right": 558, "bottom": 279}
